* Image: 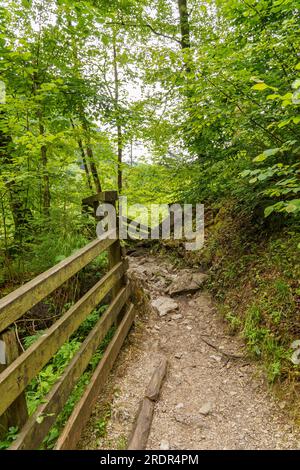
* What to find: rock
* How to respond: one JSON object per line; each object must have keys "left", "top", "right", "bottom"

{"left": 171, "top": 313, "right": 183, "bottom": 321}
{"left": 175, "top": 403, "right": 184, "bottom": 410}
{"left": 174, "top": 412, "right": 207, "bottom": 428}
{"left": 151, "top": 296, "right": 179, "bottom": 317}
{"left": 210, "top": 354, "right": 222, "bottom": 363}
{"left": 160, "top": 440, "right": 170, "bottom": 450}
{"left": 112, "top": 407, "right": 130, "bottom": 422}
{"left": 168, "top": 271, "right": 208, "bottom": 296}
{"left": 175, "top": 352, "right": 183, "bottom": 359}
{"left": 174, "top": 413, "right": 189, "bottom": 425}
{"left": 199, "top": 402, "right": 212, "bottom": 416}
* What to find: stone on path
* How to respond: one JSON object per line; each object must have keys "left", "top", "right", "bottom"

{"left": 168, "top": 271, "right": 208, "bottom": 296}
{"left": 151, "top": 296, "right": 179, "bottom": 317}
{"left": 160, "top": 440, "right": 170, "bottom": 450}
{"left": 199, "top": 402, "right": 213, "bottom": 416}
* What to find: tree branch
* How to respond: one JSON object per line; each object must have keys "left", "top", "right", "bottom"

{"left": 106, "top": 21, "right": 181, "bottom": 45}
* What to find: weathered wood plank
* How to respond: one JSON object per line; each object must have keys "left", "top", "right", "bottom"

{"left": 108, "top": 198, "right": 123, "bottom": 300}
{"left": 0, "top": 233, "right": 116, "bottom": 334}
{"left": 0, "top": 260, "right": 127, "bottom": 416}
{"left": 127, "top": 357, "right": 168, "bottom": 450}
{"left": 9, "top": 284, "right": 131, "bottom": 450}
{"left": 55, "top": 302, "right": 135, "bottom": 450}
{"left": 127, "top": 398, "right": 154, "bottom": 450}
{"left": 145, "top": 357, "right": 168, "bottom": 401}
{"left": 0, "top": 330, "right": 28, "bottom": 439}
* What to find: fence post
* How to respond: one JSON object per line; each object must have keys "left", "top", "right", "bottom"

{"left": 82, "top": 190, "right": 127, "bottom": 318}
{"left": 0, "top": 329, "right": 28, "bottom": 439}
{"left": 96, "top": 191, "right": 125, "bottom": 298}
{"left": 107, "top": 192, "right": 123, "bottom": 300}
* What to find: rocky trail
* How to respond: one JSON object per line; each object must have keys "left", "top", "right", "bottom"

{"left": 79, "top": 251, "right": 300, "bottom": 450}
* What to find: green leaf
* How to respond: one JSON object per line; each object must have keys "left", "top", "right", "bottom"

{"left": 240, "top": 170, "right": 252, "bottom": 177}
{"left": 264, "top": 206, "right": 274, "bottom": 217}
{"left": 249, "top": 177, "right": 258, "bottom": 184}
{"left": 278, "top": 119, "right": 291, "bottom": 128}
{"left": 254, "top": 148, "right": 280, "bottom": 161}
{"left": 285, "top": 199, "right": 300, "bottom": 213}
{"left": 292, "top": 79, "right": 300, "bottom": 90}
{"left": 36, "top": 416, "right": 44, "bottom": 424}
{"left": 264, "top": 148, "right": 280, "bottom": 157}
{"left": 252, "top": 82, "right": 269, "bottom": 91}
{"left": 253, "top": 153, "right": 267, "bottom": 162}
{"left": 267, "top": 94, "right": 280, "bottom": 100}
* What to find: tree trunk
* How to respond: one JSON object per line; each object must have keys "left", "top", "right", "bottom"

{"left": 177, "top": 0, "right": 191, "bottom": 73}
{"left": 78, "top": 137, "right": 93, "bottom": 191}
{"left": 113, "top": 40, "right": 123, "bottom": 193}
{"left": 0, "top": 114, "right": 32, "bottom": 239}
{"left": 178, "top": 0, "right": 191, "bottom": 50}
{"left": 70, "top": 119, "right": 93, "bottom": 191}
{"left": 39, "top": 118, "right": 51, "bottom": 218}
{"left": 81, "top": 119, "right": 102, "bottom": 194}
{"left": 86, "top": 143, "right": 102, "bottom": 193}
{"left": 117, "top": 124, "right": 122, "bottom": 192}
{"left": 65, "top": 9, "right": 102, "bottom": 194}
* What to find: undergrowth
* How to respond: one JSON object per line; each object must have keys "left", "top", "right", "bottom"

{"left": 202, "top": 202, "right": 300, "bottom": 388}
{"left": 0, "top": 304, "right": 115, "bottom": 449}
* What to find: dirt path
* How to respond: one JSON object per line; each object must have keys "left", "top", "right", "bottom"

{"left": 79, "top": 253, "right": 300, "bottom": 450}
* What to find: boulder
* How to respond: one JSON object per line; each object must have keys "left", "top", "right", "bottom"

{"left": 151, "top": 296, "right": 179, "bottom": 317}
{"left": 168, "top": 271, "right": 208, "bottom": 296}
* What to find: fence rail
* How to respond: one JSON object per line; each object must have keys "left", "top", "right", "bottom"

{"left": 0, "top": 191, "right": 135, "bottom": 450}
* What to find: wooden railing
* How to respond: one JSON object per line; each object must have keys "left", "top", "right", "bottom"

{"left": 0, "top": 192, "right": 134, "bottom": 450}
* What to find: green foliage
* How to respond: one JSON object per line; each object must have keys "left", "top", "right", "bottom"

{"left": 95, "top": 404, "right": 111, "bottom": 439}
{"left": 241, "top": 76, "right": 300, "bottom": 218}
{"left": 25, "top": 304, "right": 107, "bottom": 416}
{"left": 42, "top": 325, "right": 115, "bottom": 449}
{"left": 26, "top": 338, "right": 82, "bottom": 416}
{"left": 0, "top": 426, "right": 19, "bottom": 450}
{"left": 204, "top": 203, "right": 300, "bottom": 384}
{"left": 0, "top": 303, "right": 113, "bottom": 449}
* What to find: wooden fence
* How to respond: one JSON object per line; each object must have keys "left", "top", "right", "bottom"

{"left": 0, "top": 191, "right": 135, "bottom": 450}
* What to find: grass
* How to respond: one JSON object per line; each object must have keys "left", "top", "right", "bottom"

{"left": 95, "top": 404, "right": 111, "bottom": 439}
{"left": 116, "top": 435, "right": 127, "bottom": 450}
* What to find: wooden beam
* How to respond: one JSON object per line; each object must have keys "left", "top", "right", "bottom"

{"left": 9, "top": 284, "right": 131, "bottom": 450}
{"left": 55, "top": 302, "right": 135, "bottom": 450}
{"left": 127, "top": 398, "right": 154, "bottom": 450}
{"left": 108, "top": 198, "right": 123, "bottom": 301}
{"left": 127, "top": 357, "right": 168, "bottom": 450}
{"left": 0, "top": 233, "right": 116, "bottom": 333}
{"left": 0, "top": 330, "right": 28, "bottom": 439}
{"left": 0, "top": 260, "right": 127, "bottom": 416}
{"left": 145, "top": 357, "right": 168, "bottom": 401}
